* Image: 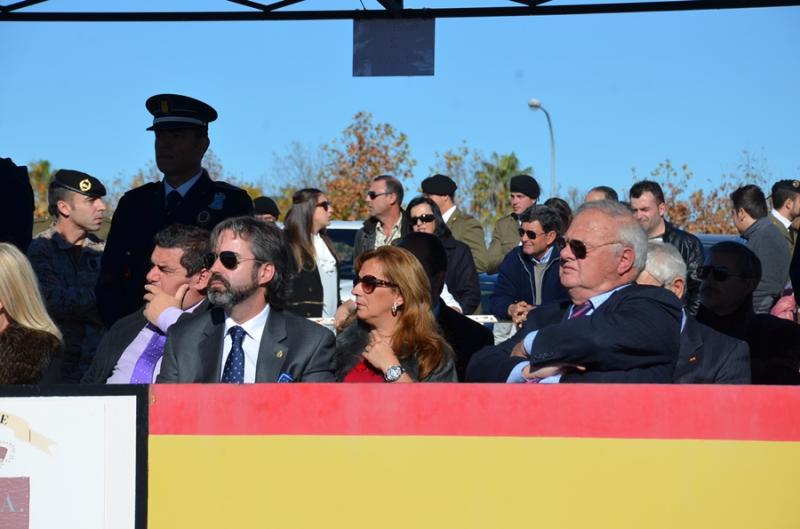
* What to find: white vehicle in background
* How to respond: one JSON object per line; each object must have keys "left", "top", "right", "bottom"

{"left": 325, "top": 220, "right": 363, "bottom": 303}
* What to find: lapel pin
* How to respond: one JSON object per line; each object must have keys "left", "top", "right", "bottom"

{"left": 276, "top": 349, "right": 285, "bottom": 358}
{"left": 688, "top": 355, "right": 697, "bottom": 364}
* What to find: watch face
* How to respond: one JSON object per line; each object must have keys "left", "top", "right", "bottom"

{"left": 385, "top": 365, "right": 403, "bottom": 382}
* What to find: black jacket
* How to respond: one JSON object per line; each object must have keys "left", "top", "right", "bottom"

{"left": 97, "top": 170, "right": 252, "bottom": 327}
{"left": 437, "top": 302, "right": 493, "bottom": 381}
{"left": 661, "top": 221, "right": 705, "bottom": 315}
{"left": 352, "top": 212, "right": 410, "bottom": 265}
{"left": 441, "top": 234, "right": 481, "bottom": 315}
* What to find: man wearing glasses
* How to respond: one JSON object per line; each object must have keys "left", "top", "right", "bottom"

{"left": 353, "top": 174, "right": 409, "bottom": 263}
{"left": 467, "top": 200, "right": 682, "bottom": 383}
{"left": 158, "top": 217, "right": 336, "bottom": 383}
{"left": 697, "top": 241, "right": 800, "bottom": 384}
{"left": 489, "top": 205, "right": 568, "bottom": 325}
{"left": 83, "top": 224, "right": 211, "bottom": 384}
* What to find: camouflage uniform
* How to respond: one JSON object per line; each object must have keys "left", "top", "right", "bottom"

{"left": 28, "top": 226, "right": 105, "bottom": 382}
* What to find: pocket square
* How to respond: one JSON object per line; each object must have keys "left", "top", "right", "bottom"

{"left": 277, "top": 372, "right": 294, "bottom": 383}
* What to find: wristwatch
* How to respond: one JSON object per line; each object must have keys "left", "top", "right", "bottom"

{"left": 383, "top": 365, "right": 405, "bottom": 383}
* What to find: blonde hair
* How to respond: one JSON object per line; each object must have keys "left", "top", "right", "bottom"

{"left": 0, "top": 243, "right": 62, "bottom": 340}
{"left": 355, "top": 246, "right": 445, "bottom": 380}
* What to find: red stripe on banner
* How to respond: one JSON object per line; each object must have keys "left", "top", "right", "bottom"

{"left": 149, "top": 384, "right": 800, "bottom": 441}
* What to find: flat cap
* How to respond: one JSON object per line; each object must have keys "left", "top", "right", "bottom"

{"left": 253, "top": 196, "right": 280, "bottom": 218}
{"left": 510, "top": 174, "right": 541, "bottom": 200}
{"left": 146, "top": 93, "right": 217, "bottom": 131}
{"left": 51, "top": 169, "right": 106, "bottom": 198}
{"left": 421, "top": 174, "right": 457, "bottom": 196}
{"left": 772, "top": 179, "right": 800, "bottom": 194}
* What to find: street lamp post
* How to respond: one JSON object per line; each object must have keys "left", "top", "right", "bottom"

{"left": 528, "top": 99, "right": 556, "bottom": 198}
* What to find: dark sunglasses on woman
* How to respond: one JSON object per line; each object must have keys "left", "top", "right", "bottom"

{"left": 410, "top": 214, "right": 436, "bottom": 225}
{"left": 316, "top": 201, "right": 330, "bottom": 211}
{"left": 697, "top": 265, "right": 746, "bottom": 282}
{"left": 354, "top": 274, "right": 398, "bottom": 294}
{"left": 204, "top": 251, "right": 262, "bottom": 271}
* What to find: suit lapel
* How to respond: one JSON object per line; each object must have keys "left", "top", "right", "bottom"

{"left": 255, "top": 309, "right": 289, "bottom": 382}
{"left": 197, "top": 309, "right": 226, "bottom": 382}
{"left": 676, "top": 317, "right": 703, "bottom": 379}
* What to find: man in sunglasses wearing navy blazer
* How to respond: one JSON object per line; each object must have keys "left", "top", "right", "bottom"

{"left": 467, "top": 200, "right": 682, "bottom": 383}
{"left": 158, "top": 216, "right": 336, "bottom": 383}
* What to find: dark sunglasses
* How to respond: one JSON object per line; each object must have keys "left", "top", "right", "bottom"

{"left": 562, "top": 238, "right": 620, "bottom": 260}
{"left": 316, "top": 201, "right": 330, "bottom": 211}
{"left": 518, "top": 228, "right": 543, "bottom": 240}
{"left": 354, "top": 274, "right": 398, "bottom": 294}
{"left": 411, "top": 214, "right": 436, "bottom": 225}
{"left": 366, "top": 191, "right": 392, "bottom": 200}
{"left": 697, "top": 265, "right": 746, "bottom": 282}
{"left": 204, "top": 251, "right": 262, "bottom": 271}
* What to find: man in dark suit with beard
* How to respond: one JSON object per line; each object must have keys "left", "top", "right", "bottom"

{"left": 97, "top": 94, "right": 252, "bottom": 327}
{"left": 467, "top": 200, "right": 682, "bottom": 383}
{"left": 157, "top": 217, "right": 336, "bottom": 383}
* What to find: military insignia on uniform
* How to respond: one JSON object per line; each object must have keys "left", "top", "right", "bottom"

{"left": 79, "top": 179, "right": 92, "bottom": 192}
{"left": 196, "top": 211, "right": 211, "bottom": 225}
{"left": 160, "top": 100, "right": 170, "bottom": 113}
{"left": 209, "top": 192, "right": 226, "bottom": 210}
{"left": 793, "top": 180, "right": 800, "bottom": 189}
{"left": 277, "top": 372, "right": 294, "bottom": 383}
{"left": 276, "top": 349, "right": 285, "bottom": 358}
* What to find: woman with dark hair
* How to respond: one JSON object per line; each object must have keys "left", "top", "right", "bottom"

{"left": 406, "top": 196, "right": 481, "bottom": 314}
{"left": 283, "top": 188, "right": 339, "bottom": 318}
{"left": 336, "top": 246, "right": 456, "bottom": 382}
{"left": 0, "top": 243, "right": 63, "bottom": 384}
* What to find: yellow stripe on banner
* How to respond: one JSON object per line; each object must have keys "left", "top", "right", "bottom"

{"left": 149, "top": 435, "right": 800, "bottom": 529}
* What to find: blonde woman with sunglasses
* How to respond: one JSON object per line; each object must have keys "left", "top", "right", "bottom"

{"left": 334, "top": 246, "right": 456, "bottom": 383}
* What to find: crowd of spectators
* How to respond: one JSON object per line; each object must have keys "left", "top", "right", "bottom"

{"left": 1, "top": 92, "right": 799, "bottom": 386}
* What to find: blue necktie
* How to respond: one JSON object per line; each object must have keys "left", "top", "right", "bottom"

{"left": 570, "top": 301, "right": 593, "bottom": 319}
{"left": 221, "top": 326, "right": 246, "bottom": 383}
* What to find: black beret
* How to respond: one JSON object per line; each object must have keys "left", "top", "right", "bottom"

{"left": 772, "top": 179, "right": 800, "bottom": 194}
{"left": 421, "top": 174, "right": 456, "bottom": 196}
{"left": 510, "top": 174, "right": 541, "bottom": 200}
{"left": 253, "top": 196, "right": 280, "bottom": 218}
{"left": 51, "top": 169, "right": 106, "bottom": 198}
{"left": 146, "top": 93, "right": 217, "bottom": 131}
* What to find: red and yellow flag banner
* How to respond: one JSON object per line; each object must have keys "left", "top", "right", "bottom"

{"left": 149, "top": 384, "right": 800, "bottom": 528}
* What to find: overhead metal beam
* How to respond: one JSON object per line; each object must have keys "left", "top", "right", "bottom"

{"left": 0, "top": 0, "right": 797, "bottom": 22}
{"left": 0, "top": 0, "right": 48, "bottom": 13}
{"left": 376, "top": 0, "right": 404, "bottom": 10}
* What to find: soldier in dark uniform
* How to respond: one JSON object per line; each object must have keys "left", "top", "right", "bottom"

{"left": 97, "top": 94, "right": 253, "bottom": 327}
{"left": 28, "top": 169, "right": 108, "bottom": 382}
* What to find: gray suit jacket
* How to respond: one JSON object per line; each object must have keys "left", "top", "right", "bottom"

{"left": 156, "top": 306, "right": 336, "bottom": 383}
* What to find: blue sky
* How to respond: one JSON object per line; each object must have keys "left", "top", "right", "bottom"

{"left": 1, "top": 1, "right": 798, "bottom": 202}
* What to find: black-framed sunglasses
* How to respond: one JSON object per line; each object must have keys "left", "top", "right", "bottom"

{"left": 411, "top": 214, "right": 436, "bottom": 225}
{"left": 316, "top": 201, "right": 330, "bottom": 211}
{"left": 518, "top": 228, "right": 543, "bottom": 240}
{"left": 697, "top": 265, "right": 746, "bottom": 282}
{"left": 354, "top": 274, "right": 398, "bottom": 294}
{"left": 562, "top": 238, "right": 620, "bottom": 260}
{"left": 366, "top": 191, "right": 392, "bottom": 200}
{"left": 204, "top": 251, "right": 262, "bottom": 271}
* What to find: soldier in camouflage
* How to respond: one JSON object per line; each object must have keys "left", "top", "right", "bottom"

{"left": 27, "top": 169, "right": 108, "bottom": 382}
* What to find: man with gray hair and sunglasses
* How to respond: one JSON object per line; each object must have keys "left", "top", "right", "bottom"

{"left": 637, "top": 242, "right": 750, "bottom": 384}
{"left": 158, "top": 216, "right": 336, "bottom": 383}
{"left": 468, "top": 200, "right": 682, "bottom": 383}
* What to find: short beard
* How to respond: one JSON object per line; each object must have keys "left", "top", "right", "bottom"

{"left": 207, "top": 270, "right": 261, "bottom": 312}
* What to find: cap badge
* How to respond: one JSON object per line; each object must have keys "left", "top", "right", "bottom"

{"left": 160, "top": 100, "right": 170, "bottom": 113}
{"left": 79, "top": 179, "right": 92, "bottom": 192}
{"left": 793, "top": 180, "right": 799, "bottom": 189}
{"left": 209, "top": 192, "right": 226, "bottom": 210}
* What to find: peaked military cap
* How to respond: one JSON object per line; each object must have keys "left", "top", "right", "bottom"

{"left": 421, "top": 174, "right": 457, "bottom": 196}
{"left": 145, "top": 94, "right": 218, "bottom": 131}
{"left": 772, "top": 179, "right": 800, "bottom": 194}
{"left": 51, "top": 169, "right": 106, "bottom": 198}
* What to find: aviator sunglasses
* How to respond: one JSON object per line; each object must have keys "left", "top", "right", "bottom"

{"left": 561, "top": 238, "right": 620, "bottom": 260}
{"left": 204, "top": 251, "right": 262, "bottom": 270}
{"left": 518, "top": 228, "right": 544, "bottom": 240}
{"left": 354, "top": 274, "right": 398, "bottom": 294}
{"left": 411, "top": 214, "right": 436, "bottom": 225}
{"left": 366, "top": 191, "right": 392, "bottom": 200}
{"left": 697, "top": 265, "right": 746, "bottom": 282}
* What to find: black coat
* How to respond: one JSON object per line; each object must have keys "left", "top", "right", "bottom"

{"left": 437, "top": 303, "right": 493, "bottom": 381}
{"left": 662, "top": 221, "right": 705, "bottom": 316}
{"left": 285, "top": 236, "right": 340, "bottom": 318}
{"left": 675, "top": 316, "right": 751, "bottom": 384}
{"left": 97, "top": 171, "right": 252, "bottom": 327}
{"left": 467, "top": 285, "right": 682, "bottom": 383}
{"left": 441, "top": 235, "right": 481, "bottom": 315}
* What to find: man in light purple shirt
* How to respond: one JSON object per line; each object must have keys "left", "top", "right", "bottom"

{"left": 82, "top": 224, "right": 210, "bottom": 384}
